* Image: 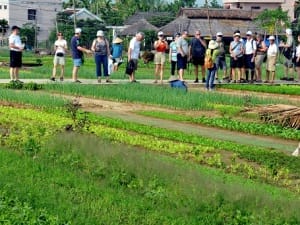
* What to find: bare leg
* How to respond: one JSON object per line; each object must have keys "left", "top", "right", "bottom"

{"left": 154, "top": 64, "right": 159, "bottom": 82}
{"left": 160, "top": 64, "right": 164, "bottom": 83}
{"left": 60, "top": 65, "right": 65, "bottom": 79}
{"left": 194, "top": 65, "right": 198, "bottom": 81}
{"left": 15, "top": 68, "right": 20, "bottom": 80}
{"left": 72, "top": 66, "right": 79, "bottom": 81}
{"left": 201, "top": 65, "right": 205, "bottom": 81}
{"left": 52, "top": 65, "right": 57, "bottom": 78}
{"left": 178, "top": 69, "right": 184, "bottom": 81}
{"left": 10, "top": 68, "right": 15, "bottom": 80}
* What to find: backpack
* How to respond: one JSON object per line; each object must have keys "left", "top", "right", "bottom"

{"left": 204, "top": 49, "right": 214, "bottom": 69}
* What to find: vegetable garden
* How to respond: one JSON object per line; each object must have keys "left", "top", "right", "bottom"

{"left": 0, "top": 51, "right": 299, "bottom": 224}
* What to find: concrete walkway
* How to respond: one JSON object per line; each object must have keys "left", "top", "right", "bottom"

{"left": 0, "top": 78, "right": 299, "bottom": 86}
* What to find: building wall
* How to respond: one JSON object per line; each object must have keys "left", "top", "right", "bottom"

{"left": 0, "top": 0, "right": 62, "bottom": 42}
{"left": 223, "top": 0, "right": 295, "bottom": 20}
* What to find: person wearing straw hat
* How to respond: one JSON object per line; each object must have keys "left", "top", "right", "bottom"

{"left": 265, "top": 35, "right": 278, "bottom": 84}
{"left": 91, "top": 30, "right": 112, "bottom": 83}
{"left": 112, "top": 37, "right": 123, "bottom": 71}
{"left": 205, "top": 40, "right": 220, "bottom": 91}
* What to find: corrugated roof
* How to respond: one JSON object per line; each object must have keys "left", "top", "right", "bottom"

{"left": 120, "top": 19, "right": 158, "bottom": 36}
{"left": 160, "top": 17, "right": 262, "bottom": 37}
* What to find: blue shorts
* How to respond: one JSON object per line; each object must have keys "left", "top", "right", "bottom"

{"left": 73, "top": 58, "right": 82, "bottom": 67}
{"left": 177, "top": 54, "right": 187, "bottom": 70}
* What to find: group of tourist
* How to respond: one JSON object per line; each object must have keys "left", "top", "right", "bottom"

{"left": 8, "top": 25, "right": 300, "bottom": 87}
{"left": 150, "top": 28, "right": 300, "bottom": 90}
{"left": 50, "top": 28, "right": 124, "bottom": 83}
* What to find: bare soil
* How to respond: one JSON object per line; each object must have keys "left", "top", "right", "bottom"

{"left": 54, "top": 92, "right": 299, "bottom": 154}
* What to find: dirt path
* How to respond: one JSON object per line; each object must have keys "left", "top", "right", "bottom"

{"left": 57, "top": 94, "right": 298, "bottom": 154}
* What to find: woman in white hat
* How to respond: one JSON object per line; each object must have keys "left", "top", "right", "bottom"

{"left": 265, "top": 35, "right": 278, "bottom": 83}
{"left": 91, "top": 30, "right": 112, "bottom": 83}
{"left": 153, "top": 31, "right": 168, "bottom": 84}
{"left": 112, "top": 37, "right": 123, "bottom": 71}
{"left": 205, "top": 40, "right": 220, "bottom": 90}
{"left": 229, "top": 31, "right": 244, "bottom": 83}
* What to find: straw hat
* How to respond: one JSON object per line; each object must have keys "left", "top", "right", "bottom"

{"left": 208, "top": 40, "right": 218, "bottom": 50}
{"left": 113, "top": 37, "right": 123, "bottom": 44}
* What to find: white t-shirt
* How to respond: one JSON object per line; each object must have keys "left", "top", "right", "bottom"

{"left": 267, "top": 43, "right": 278, "bottom": 57}
{"left": 244, "top": 39, "right": 257, "bottom": 55}
{"left": 9, "top": 34, "right": 22, "bottom": 52}
{"left": 54, "top": 39, "right": 67, "bottom": 54}
{"left": 129, "top": 37, "right": 141, "bottom": 59}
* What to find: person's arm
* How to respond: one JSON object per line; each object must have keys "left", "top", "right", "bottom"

{"left": 199, "top": 38, "right": 207, "bottom": 48}
{"left": 153, "top": 40, "right": 159, "bottom": 50}
{"left": 90, "top": 40, "right": 96, "bottom": 52}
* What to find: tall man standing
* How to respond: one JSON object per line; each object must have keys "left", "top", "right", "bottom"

{"left": 189, "top": 30, "right": 206, "bottom": 83}
{"left": 71, "top": 28, "right": 91, "bottom": 83}
{"left": 177, "top": 30, "right": 189, "bottom": 81}
{"left": 127, "top": 31, "right": 144, "bottom": 82}
{"left": 9, "top": 25, "right": 24, "bottom": 82}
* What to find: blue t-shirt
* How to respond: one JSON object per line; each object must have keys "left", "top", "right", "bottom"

{"left": 112, "top": 43, "right": 123, "bottom": 59}
{"left": 71, "top": 36, "right": 83, "bottom": 59}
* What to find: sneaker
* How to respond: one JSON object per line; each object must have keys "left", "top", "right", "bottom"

{"left": 194, "top": 78, "right": 199, "bottom": 83}
{"left": 59, "top": 77, "right": 64, "bottom": 81}
{"left": 15, "top": 79, "right": 24, "bottom": 83}
{"left": 287, "top": 77, "right": 294, "bottom": 81}
{"left": 97, "top": 77, "right": 101, "bottom": 83}
{"left": 106, "top": 79, "right": 113, "bottom": 83}
{"left": 202, "top": 78, "right": 206, "bottom": 83}
{"left": 131, "top": 80, "right": 138, "bottom": 83}
{"left": 256, "top": 80, "right": 262, "bottom": 83}
{"left": 280, "top": 77, "right": 288, "bottom": 80}
{"left": 74, "top": 80, "right": 82, "bottom": 83}
{"left": 50, "top": 77, "right": 55, "bottom": 81}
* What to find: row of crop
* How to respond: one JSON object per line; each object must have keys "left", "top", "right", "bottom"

{"left": 86, "top": 113, "right": 300, "bottom": 173}
{"left": 1, "top": 106, "right": 299, "bottom": 192}
{"left": 42, "top": 83, "right": 294, "bottom": 109}
{"left": 136, "top": 110, "right": 300, "bottom": 140}
{"left": 219, "top": 84, "right": 300, "bottom": 96}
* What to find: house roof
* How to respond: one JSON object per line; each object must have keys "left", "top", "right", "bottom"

{"left": 120, "top": 19, "right": 158, "bottom": 36}
{"left": 124, "top": 11, "right": 173, "bottom": 25}
{"left": 177, "top": 8, "right": 260, "bottom": 20}
{"left": 160, "top": 16, "right": 262, "bottom": 37}
{"left": 64, "top": 8, "right": 102, "bottom": 22}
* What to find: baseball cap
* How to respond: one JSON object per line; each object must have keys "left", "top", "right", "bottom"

{"left": 216, "top": 32, "right": 223, "bottom": 36}
{"left": 246, "top": 31, "right": 252, "bottom": 36}
{"left": 75, "top": 28, "right": 82, "bottom": 34}
{"left": 268, "top": 35, "right": 275, "bottom": 40}
{"left": 158, "top": 31, "right": 164, "bottom": 36}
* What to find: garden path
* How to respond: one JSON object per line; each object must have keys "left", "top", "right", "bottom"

{"left": 57, "top": 94, "right": 299, "bottom": 155}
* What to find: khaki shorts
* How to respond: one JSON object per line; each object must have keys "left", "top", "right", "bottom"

{"left": 53, "top": 55, "right": 65, "bottom": 66}
{"left": 266, "top": 55, "right": 276, "bottom": 72}
{"left": 154, "top": 52, "right": 166, "bottom": 65}
{"left": 255, "top": 54, "right": 265, "bottom": 68}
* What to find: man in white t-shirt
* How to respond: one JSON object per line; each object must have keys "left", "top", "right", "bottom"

{"left": 50, "top": 32, "right": 68, "bottom": 81}
{"left": 9, "top": 25, "right": 24, "bottom": 82}
{"left": 127, "top": 32, "right": 144, "bottom": 82}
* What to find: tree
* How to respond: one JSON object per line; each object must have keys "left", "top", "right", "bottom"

{"left": 254, "top": 8, "right": 290, "bottom": 35}
{"left": 20, "top": 23, "right": 36, "bottom": 49}
{"left": 0, "top": 19, "right": 9, "bottom": 36}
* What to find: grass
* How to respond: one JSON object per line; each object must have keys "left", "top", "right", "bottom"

{"left": 1, "top": 132, "right": 300, "bottom": 224}
{"left": 42, "top": 83, "right": 295, "bottom": 109}
{"left": 219, "top": 84, "right": 300, "bottom": 95}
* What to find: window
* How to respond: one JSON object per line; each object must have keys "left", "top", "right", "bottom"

{"left": 28, "top": 9, "right": 36, "bottom": 20}
{"left": 251, "top": 6, "right": 261, "bottom": 10}
{"left": 0, "top": 5, "right": 2, "bottom": 10}
{"left": 4, "top": 5, "right": 7, "bottom": 10}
